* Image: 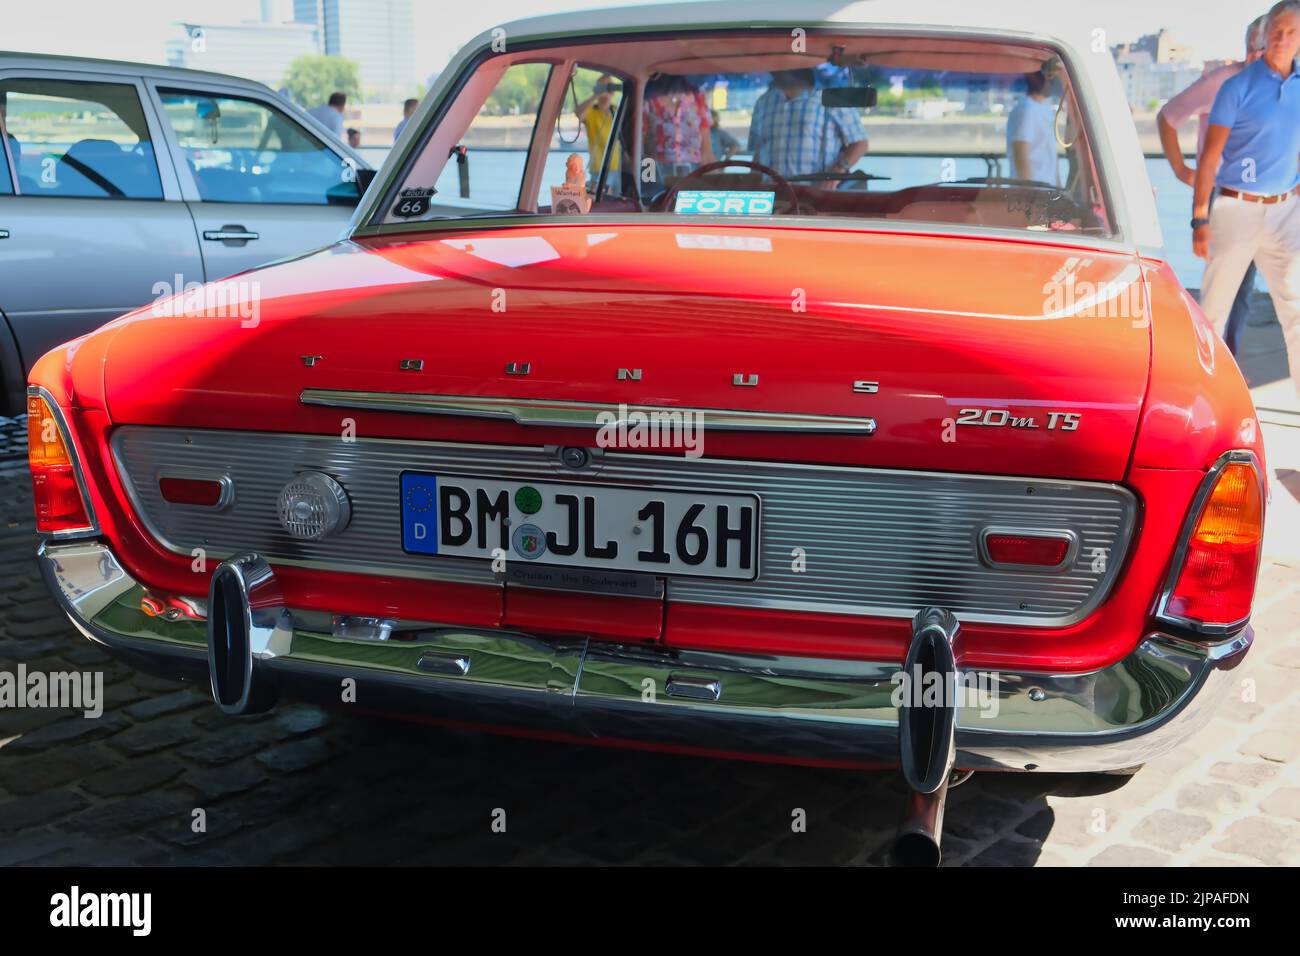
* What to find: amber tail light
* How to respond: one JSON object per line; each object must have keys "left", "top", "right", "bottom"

{"left": 27, "top": 390, "right": 96, "bottom": 535}
{"left": 1158, "top": 453, "right": 1265, "bottom": 633}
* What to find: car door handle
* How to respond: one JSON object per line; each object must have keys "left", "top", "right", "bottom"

{"left": 203, "top": 227, "right": 259, "bottom": 242}
{"left": 0, "top": 229, "right": 9, "bottom": 240}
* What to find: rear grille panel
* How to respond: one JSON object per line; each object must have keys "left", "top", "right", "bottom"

{"left": 111, "top": 427, "right": 1136, "bottom": 627}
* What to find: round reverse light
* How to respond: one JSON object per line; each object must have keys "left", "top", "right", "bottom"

{"left": 277, "top": 472, "right": 351, "bottom": 540}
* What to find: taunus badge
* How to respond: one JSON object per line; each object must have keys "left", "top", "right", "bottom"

{"left": 399, "top": 359, "right": 424, "bottom": 371}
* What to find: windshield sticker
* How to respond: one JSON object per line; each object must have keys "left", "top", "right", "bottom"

{"left": 392, "top": 186, "right": 434, "bottom": 219}
{"left": 674, "top": 190, "right": 775, "bottom": 216}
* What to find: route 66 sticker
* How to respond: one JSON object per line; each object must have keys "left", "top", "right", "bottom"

{"left": 392, "top": 186, "right": 434, "bottom": 218}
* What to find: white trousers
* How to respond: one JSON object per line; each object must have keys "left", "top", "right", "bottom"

{"left": 1200, "top": 193, "right": 1300, "bottom": 396}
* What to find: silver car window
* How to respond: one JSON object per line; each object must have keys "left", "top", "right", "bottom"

{"left": 158, "top": 89, "right": 354, "bottom": 206}
{"left": 0, "top": 78, "right": 163, "bottom": 199}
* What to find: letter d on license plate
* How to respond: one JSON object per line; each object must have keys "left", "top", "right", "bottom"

{"left": 400, "top": 472, "right": 759, "bottom": 580}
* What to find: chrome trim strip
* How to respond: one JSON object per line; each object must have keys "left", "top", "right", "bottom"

{"left": 299, "top": 389, "right": 877, "bottom": 435}
{"left": 26, "top": 385, "right": 100, "bottom": 540}
{"left": 110, "top": 426, "right": 1138, "bottom": 627}
{"left": 1154, "top": 449, "right": 1264, "bottom": 637}
{"left": 39, "top": 539, "right": 1250, "bottom": 773}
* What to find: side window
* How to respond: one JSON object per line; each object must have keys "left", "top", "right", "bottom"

{"left": 0, "top": 79, "right": 163, "bottom": 199}
{"left": 158, "top": 89, "right": 353, "bottom": 205}
{"left": 535, "top": 65, "right": 628, "bottom": 209}
{"left": 434, "top": 63, "right": 552, "bottom": 211}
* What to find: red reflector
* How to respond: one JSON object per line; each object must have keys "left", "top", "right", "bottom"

{"left": 984, "top": 533, "right": 1071, "bottom": 568}
{"left": 159, "top": 476, "right": 223, "bottom": 507}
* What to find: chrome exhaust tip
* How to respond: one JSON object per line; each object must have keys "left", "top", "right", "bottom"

{"left": 891, "top": 606, "right": 961, "bottom": 867}
{"left": 207, "top": 552, "right": 290, "bottom": 715}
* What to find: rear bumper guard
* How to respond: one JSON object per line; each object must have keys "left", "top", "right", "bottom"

{"left": 39, "top": 540, "right": 1251, "bottom": 772}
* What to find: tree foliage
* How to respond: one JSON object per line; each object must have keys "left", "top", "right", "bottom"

{"left": 484, "top": 64, "right": 550, "bottom": 116}
{"left": 281, "top": 55, "right": 362, "bottom": 108}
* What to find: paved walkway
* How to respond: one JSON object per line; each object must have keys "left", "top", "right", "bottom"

{"left": 0, "top": 307, "right": 1296, "bottom": 866}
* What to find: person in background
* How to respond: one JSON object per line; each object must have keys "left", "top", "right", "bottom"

{"left": 574, "top": 74, "right": 621, "bottom": 180}
{"left": 1158, "top": 14, "right": 1268, "bottom": 355}
{"left": 747, "top": 69, "right": 868, "bottom": 179}
{"left": 1193, "top": 0, "right": 1300, "bottom": 398}
{"left": 710, "top": 109, "right": 740, "bottom": 161}
{"left": 642, "top": 74, "right": 714, "bottom": 185}
{"left": 1006, "top": 68, "right": 1058, "bottom": 185}
{"left": 393, "top": 97, "right": 419, "bottom": 142}
{"left": 346, "top": 128, "right": 361, "bottom": 149}
{"left": 307, "top": 91, "right": 346, "bottom": 139}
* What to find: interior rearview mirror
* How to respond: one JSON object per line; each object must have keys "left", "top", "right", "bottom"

{"left": 821, "top": 87, "right": 877, "bottom": 108}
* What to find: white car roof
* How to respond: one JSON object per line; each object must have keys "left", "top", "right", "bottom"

{"left": 373, "top": 0, "right": 1163, "bottom": 252}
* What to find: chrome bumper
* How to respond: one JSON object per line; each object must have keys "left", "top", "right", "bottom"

{"left": 39, "top": 540, "right": 1252, "bottom": 772}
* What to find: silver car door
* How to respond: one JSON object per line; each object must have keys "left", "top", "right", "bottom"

{"left": 0, "top": 69, "right": 202, "bottom": 377}
{"left": 148, "top": 82, "right": 363, "bottom": 280}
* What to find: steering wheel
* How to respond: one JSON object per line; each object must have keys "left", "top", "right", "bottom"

{"left": 658, "top": 159, "right": 800, "bottom": 216}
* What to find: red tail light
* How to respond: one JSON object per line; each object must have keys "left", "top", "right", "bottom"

{"left": 159, "top": 476, "right": 224, "bottom": 507}
{"left": 982, "top": 531, "right": 1073, "bottom": 569}
{"left": 1159, "top": 453, "right": 1264, "bottom": 632}
{"left": 27, "top": 391, "right": 96, "bottom": 535}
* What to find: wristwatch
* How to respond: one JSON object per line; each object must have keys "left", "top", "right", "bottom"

{"left": 1191, "top": 217, "right": 1210, "bottom": 230}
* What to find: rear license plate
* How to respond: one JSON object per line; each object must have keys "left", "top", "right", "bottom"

{"left": 400, "top": 473, "right": 759, "bottom": 580}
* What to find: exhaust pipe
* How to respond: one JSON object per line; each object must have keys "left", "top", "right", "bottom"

{"left": 207, "top": 552, "right": 292, "bottom": 715}
{"left": 893, "top": 782, "right": 949, "bottom": 867}
{"left": 891, "top": 606, "right": 961, "bottom": 867}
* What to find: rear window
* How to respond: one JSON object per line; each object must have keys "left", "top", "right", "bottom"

{"left": 379, "top": 30, "right": 1113, "bottom": 237}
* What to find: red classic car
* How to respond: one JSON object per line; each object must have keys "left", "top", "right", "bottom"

{"left": 28, "top": 2, "right": 1265, "bottom": 865}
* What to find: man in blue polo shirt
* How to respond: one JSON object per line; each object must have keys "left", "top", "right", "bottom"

{"left": 1194, "top": 0, "right": 1300, "bottom": 396}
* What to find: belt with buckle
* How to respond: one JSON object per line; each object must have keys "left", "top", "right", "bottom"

{"left": 1218, "top": 186, "right": 1298, "bottom": 204}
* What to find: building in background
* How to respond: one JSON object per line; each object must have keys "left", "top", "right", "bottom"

{"left": 293, "top": 0, "right": 416, "bottom": 101}
{"left": 166, "top": 20, "right": 318, "bottom": 88}
{"left": 1111, "top": 30, "right": 1201, "bottom": 112}
{"left": 1113, "top": 29, "right": 1195, "bottom": 65}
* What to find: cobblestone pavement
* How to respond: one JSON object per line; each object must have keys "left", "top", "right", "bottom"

{"left": 1, "top": 409, "right": 1297, "bottom": 867}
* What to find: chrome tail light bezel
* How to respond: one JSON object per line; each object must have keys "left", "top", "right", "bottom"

{"left": 26, "top": 384, "right": 101, "bottom": 540}
{"left": 1154, "top": 449, "right": 1266, "bottom": 638}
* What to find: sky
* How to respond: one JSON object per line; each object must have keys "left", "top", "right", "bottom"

{"left": 0, "top": 0, "right": 1270, "bottom": 82}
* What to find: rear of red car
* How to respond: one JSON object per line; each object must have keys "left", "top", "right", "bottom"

{"left": 25, "top": 17, "right": 1268, "bottom": 864}
{"left": 28, "top": 224, "right": 1264, "bottom": 766}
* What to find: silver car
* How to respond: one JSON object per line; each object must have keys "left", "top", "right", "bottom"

{"left": 0, "top": 52, "right": 372, "bottom": 413}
